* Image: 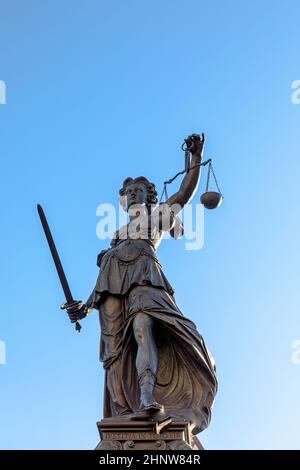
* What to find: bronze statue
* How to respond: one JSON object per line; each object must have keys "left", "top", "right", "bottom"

{"left": 43, "top": 133, "right": 217, "bottom": 439}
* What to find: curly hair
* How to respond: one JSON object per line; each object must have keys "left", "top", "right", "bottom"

{"left": 119, "top": 176, "right": 158, "bottom": 210}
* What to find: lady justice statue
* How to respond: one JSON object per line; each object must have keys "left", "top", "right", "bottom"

{"left": 62, "top": 133, "right": 217, "bottom": 437}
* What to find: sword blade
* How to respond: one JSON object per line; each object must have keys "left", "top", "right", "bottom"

{"left": 37, "top": 204, "right": 73, "bottom": 304}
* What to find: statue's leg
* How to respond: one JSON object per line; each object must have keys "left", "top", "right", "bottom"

{"left": 100, "top": 295, "right": 131, "bottom": 416}
{"left": 133, "top": 312, "right": 163, "bottom": 412}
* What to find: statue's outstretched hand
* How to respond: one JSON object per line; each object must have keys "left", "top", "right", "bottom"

{"left": 61, "top": 300, "right": 87, "bottom": 323}
{"left": 186, "top": 133, "right": 205, "bottom": 156}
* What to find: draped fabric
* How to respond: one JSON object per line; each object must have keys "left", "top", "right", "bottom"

{"left": 87, "top": 222, "right": 217, "bottom": 434}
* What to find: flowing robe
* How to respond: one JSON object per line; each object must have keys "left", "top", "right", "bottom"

{"left": 87, "top": 205, "right": 217, "bottom": 434}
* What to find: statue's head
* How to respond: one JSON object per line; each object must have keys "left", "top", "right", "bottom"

{"left": 119, "top": 176, "right": 158, "bottom": 211}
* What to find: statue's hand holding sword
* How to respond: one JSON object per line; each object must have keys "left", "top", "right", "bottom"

{"left": 37, "top": 204, "right": 87, "bottom": 332}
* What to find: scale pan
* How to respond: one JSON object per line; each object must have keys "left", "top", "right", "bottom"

{"left": 200, "top": 191, "right": 222, "bottom": 209}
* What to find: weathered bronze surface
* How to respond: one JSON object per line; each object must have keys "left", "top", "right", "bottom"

{"left": 60, "top": 134, "right": 217, "bottom": 447}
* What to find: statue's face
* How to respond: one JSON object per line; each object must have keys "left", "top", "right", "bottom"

{"left": 125, "top": 183, "right": 148, "bottom": 209}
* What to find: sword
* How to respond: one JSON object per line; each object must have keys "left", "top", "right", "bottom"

{"left": 37, "top": 204, "right": 82, "bottom": 332}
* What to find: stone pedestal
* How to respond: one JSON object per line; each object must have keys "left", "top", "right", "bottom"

{"left": 96, "top": 417, "right": 203, "bottom": 450}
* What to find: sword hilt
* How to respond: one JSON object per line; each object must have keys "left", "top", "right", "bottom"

{"left": 61, "top": 301, "right": 83, "bottom": 333}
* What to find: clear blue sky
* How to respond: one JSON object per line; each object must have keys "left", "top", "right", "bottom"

{"left": 0, "top": 0, "right": 300, "bottom": 450}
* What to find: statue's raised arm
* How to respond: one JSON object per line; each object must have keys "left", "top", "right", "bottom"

{"left": 166, "top": 133, "right": 205, "bottom": 213}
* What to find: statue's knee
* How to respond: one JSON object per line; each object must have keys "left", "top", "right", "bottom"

{"left": 103, "top": 295, "right": 122, "bottom": 314}
{"left": 133, "top": 312, "right": 153, "bottom": 341}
